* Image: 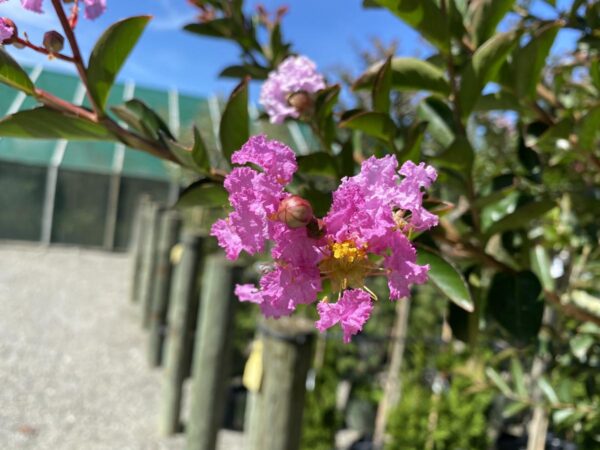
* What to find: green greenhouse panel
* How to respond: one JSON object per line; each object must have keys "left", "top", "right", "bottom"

{"left": 61, "top": 141, "right": 116, "bottom": 173}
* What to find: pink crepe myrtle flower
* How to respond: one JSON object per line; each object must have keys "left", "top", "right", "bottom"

{"left": 8, "top": 0, "right": 106, "bottom": 19}
{"left": 0, "top": 17, "right": 15, "bottom": 42}
{"left": 259, "top": 55, "right": 326, "bottom": 124}
{"left": 212, "top": 135, "right": 438, "bottom": 341}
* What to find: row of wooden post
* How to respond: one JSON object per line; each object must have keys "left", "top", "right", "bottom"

{"left": 129, "top": 197, "right": 316, "bottom": 450}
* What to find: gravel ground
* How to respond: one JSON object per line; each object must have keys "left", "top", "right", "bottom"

{"left": 0, "top": 242, "right": 243, "bottom": 450}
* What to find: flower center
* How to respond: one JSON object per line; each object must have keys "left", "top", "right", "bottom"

{"left": 319, "top": 240, "right": 373, "bottom": 292}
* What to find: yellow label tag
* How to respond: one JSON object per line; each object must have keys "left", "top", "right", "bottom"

{"left": 243, "top": 340, "right": 264, "bottom": 393}
{"left": 170, "top": 244, "right": 183, "bottom": 265}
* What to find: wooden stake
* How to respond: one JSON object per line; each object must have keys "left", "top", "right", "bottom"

{"left": 139, "top": 202, "right": 162, "bottom": 329}
{"left": 159, "top": 233, "right": 203, "bottom": 436}
{"left": 130, "top": 196, "right": 151, "bottom": 303}
{"left": 186, "top": 254, "right": 239, "bottom": 450}
{"left": 148, "top": 209, "right": 182, "bottom": 367}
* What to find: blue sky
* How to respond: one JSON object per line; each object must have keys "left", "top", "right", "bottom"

{"left": 1, "top": 0, "right": 580, "bottom": 100}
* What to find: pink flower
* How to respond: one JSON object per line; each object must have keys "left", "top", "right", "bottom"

{"left": 213, "top": 136, "right": 438, "bottom": 342}
{"left": 16, "top": 0, "right": 106, "bottom": 19}
{"left": 259, "top": 55, "right": 326, "bottom": 124}
{"left": 0, "top": 17, "right": 15, "bottom": 42}
{"left": 316, "top": 290, "right": 373, "bottom": 343}
{"left": 83, "top": 0, "right": 106, "bottom": 20}
{"left": 21, "top": 0, "right": 43, "bottom": 13}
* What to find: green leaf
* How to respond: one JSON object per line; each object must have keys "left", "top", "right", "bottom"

{"left": 111, "top": 99, "right": 173, "bottom": 141}
{"left": 485, "top": 199, "right": 555, "bottom": 238}
{"left": 538, "top": 377, "right": 559, "bottom": 404}
{"left": 0, "top": 106, "right": 113, "bottom": 140}
{"left": 372, "top": 56, "right": 392, "bottom": 113}
{"left": 486, "top": 367, "right": 513, "bottom": 397}
{"left": 220, "top": 78, "right": 249, "bottom": 160}
{"left": 339, "top": 111, "right": 397, "bottom": 143}
{"left": 297, "top": 152, "right": 339, "bottom": 178}
{"left": 468, "top": 0, "right": 516, "bottom": 47}
{"left": 87, "top": 16, "right": 151, "bottom": 110}
{"left": 577, "top": 104, "right": 600, "bottom": 150}
{"left": 417, "top": 97, "right": 455, "bottom": 147}
{"left": 553, "top": 408, "right": 576, "bottom": 425}
{"left": 474, "top": 91, "right": 521, "bottom": 112}
{"left": 397, "top": 121, "right": 427, "bottom": 163}
{"left": 590, "top": 60, "right": 600, "bottom": 91}
{"left": 513, "top": 24, "right": 560, "bottom": 99}
{"left": 0, "top": 47, "right": 35, "bottom": 94}
{"left": 166, "top": 127, "right": 210, "bottom": 174}
{"left": 502, "top": 401, "right": 528, "bottom": 419}
{"left": 530, "top": 245, "right": 555, "bottom": 291}
{"left": 510, "top": 358, "right": 527, "bottom": 399}
{"left": 460, "top": 30, "right": 521, "bottom": 117}
{"left": 433, "top": 135, "right": 474, "bottom": 176}
{"left": 417, "top": 249, "right": 474, "bottom": 312}
{"left": 487, "top": 270, "right": 543, "bottom": 341}
{"left": 184, "top": 18, "right": 235, "bottom": 40}
{"left": 368, "top": 0, "right": 450, "bottom": 52}
{"left": 314, "top": 85, "right": 341, "bottom": 149}
{"left": 354, "top": 57, "right": 451, "bottom": 96}
{"left": 219, "top": 64, "right": 270, "bottom": 80}
{"left": 175, "top": 180, "right": 228, "bottom": 209}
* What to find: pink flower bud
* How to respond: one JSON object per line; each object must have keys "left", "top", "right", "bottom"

{"left": 276, "top": 195, "right": 313, "bottom": 228}
{"left": 0, "top": 18, "right": 17, "bottom": 45}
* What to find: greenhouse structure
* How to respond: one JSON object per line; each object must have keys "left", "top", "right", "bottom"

{"left": 0, "top": 65, "right": 314, "bottom": 250}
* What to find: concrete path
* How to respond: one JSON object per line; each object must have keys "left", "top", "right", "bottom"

{"left": 0, "top": 243, "right": 242, "bottom": 450}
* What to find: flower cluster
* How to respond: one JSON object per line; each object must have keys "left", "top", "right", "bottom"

{"left": 259, "top": 55, "right": 326, "bottom": 124}
{"left": 0, "top": 0, "right": 106, "bottom": 20}
{"left": 212, "top": 135, "right": 438, "bottom": 342}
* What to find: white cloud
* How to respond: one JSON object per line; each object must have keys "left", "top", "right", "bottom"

{"left": 149, "top": 0, "right": 191, "bottom": 31}
{"left": 0, "top": 2, "right": 58, "bottom": 30}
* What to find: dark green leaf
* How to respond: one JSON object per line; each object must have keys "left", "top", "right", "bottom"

{"left": 372, "top": 56, "right": 392, "bottom": 113}
{"left": 220, "top": 78, "right": 249, "bottom": 160}
{"left": 219, "top": 64, "right": 270, "bottom": 80}
{"left": 468, "top": 0, "right": 516, "bottom": 47}
{"left": 87, "top": 16, "right": 151, "bottom": 110}
{"left": 474, "top": 91, "right": 521, "bottom": 112}
{"left": 111, "top": 99, "right": 173, "bottom": 141}
{"left": 175, "top": 180, "right": 228, "bottom": 209}
{"left": 417, "top": 249, "right": 474, "bottom": 312}
{"left": 433, "top": 135, "right": 475, "bottom": 176}
{"left": 487, "top": 270, "right": 543, "bottom": 341}
{"left": 368, "top": 0, "right": 450, "bottom": 52}
{"left": 339, "top": 111, "right": 397, "bottom": 143}
{"left": 184, "top": 18, "right": 235, "bottom": 39}
{"left": 166, "top": 127, "right": 210, "bottom": 174}
{"left": 460, "top": 30, "right": 521, "bottom": 117}
{"left": 0, "top": 106, "right": 113, "bottom": 140}
{"left": 0, "top": 47, "right": 35, "bottom": 94}
{"left": 485, "top": 199, "right": 555, "bottom": 238}
{"left": 397, "top": 121, "right": 427, "bottom": 163}
{"left": 354, "top": 57, "right": 451, "bottom": 95}
{"left": 577, "top": 104, "right": 600, "bottom": 149}
{"left": 517, "top": 137, "right": 541, "bottom": 174}
{"left": 417, "top": 97, "right": 455, "bottom": 147}
{"left": 513, "top": 24, "right": 560, "bottom": 99}
{"left": 297, "top": 152, "right": 339, "bottom": 178}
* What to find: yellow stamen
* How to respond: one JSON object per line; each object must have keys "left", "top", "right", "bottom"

{"left": 319, "top": 240, "right": 374, "bottom": 293}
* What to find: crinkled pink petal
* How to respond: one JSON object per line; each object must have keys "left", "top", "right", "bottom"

{"left": 0, "top": 17, "right": 14, "bottom": 42}
{"left": 395, "top": 161, "right": 439, "bottom": 231}
{"left": 83, "top": 0, "right": 106, "bottom": 19}
{"left": 383, "top": 232, "right": 429, "bottom": 300}
{"left": 210, "top": 218, "right": 243, "bottom": 260}
{"left": 257, "top": 265, "right": 321, "bottom": 318}
{"left": 21, "top": 0, "right": 43, "bottom": 13}
{"left": 231, "top": 135, "right": 298, "bottom": 184}
{"left": 315, "top": 289, "right": 373, "bottom": 343}
{"left": 270, "top": 222, "right": 322, "bottom": 267}
{"left": 259, "top": 55, "right": 325, "bottom": 124}
{"left": 235, "top": 284, "right": 262, "bottom": 304}
{"left": 399, "top": 160, "right": 437, "bottom": 188}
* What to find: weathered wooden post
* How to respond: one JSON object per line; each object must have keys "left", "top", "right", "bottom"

{"left": 139, "top": 202, "right": 163, "bottom": 328}
{"left": 159, "top": 233, "right": 204, "bottom": 436}
{"left": 148, "top": 209, "right": 182, "bottom": 367}
{"left": 247, "top": 317, "right": 315, "bottom": 450}
{"left": 130, "top": 195, "right": 151, "bottom": 303}
{"left": 186, "top": 254, "right": 239, "bottom": 450}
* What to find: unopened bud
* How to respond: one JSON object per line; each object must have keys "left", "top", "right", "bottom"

{"left": 276, "top": 195, "right": 313, "bottom": 228}
{"left": 43, "top": 30, "right": 65, "bottom": 54}
{"left": 287, "top": 91, "right": 313, "bottom": 115}
{"left": 0, "top": 18, "right": 18, "bottom": 45}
